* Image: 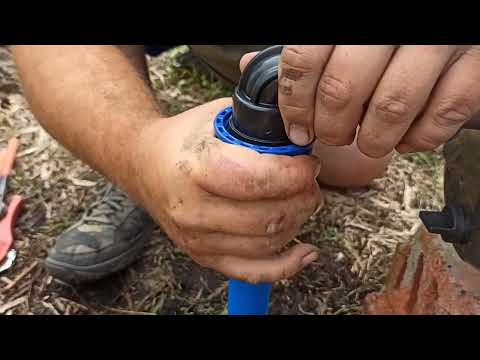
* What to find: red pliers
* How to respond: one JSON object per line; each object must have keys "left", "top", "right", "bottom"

{"left": 0, "top": 138, "right": 24, "bottom": 272}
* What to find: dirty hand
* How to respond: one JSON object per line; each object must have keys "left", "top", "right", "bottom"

{"left": 241, "top": 45, "right": 480, "bottom": 158}
{"left": 133, "top": 98, "right": 322, "bottom": 284}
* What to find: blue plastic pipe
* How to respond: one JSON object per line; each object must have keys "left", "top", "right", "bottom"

{"left": 228, "top": 280, "right": 272, "bottom": 315}
{"left": 214, "top": 107, "right": 312, "bottom": 315}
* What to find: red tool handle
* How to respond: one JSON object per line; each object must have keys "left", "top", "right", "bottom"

{"left": 0, "top": 138, "right": 19, "bottom": 177}
{"left": 0, "top": 195, "right": 24, "bottom": 262}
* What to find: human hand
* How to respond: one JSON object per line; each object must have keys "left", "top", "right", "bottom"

{"left": 133, "top": 98, "right": 323, "bottom": 284}
{"left": 242, "top": 45, "right": 480, "bottom": 158}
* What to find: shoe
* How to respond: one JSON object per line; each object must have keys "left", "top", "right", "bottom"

{"left": 46, "top": 184, "right": 156, "bottom": 284}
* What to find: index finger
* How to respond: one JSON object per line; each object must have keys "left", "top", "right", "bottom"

{"left": 195, "top": 140, "right": 321, "bottom": 201}
{"left": 278, "top": 45, "right": 334, "bottom": 146}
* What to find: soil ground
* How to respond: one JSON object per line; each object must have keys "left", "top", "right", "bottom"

{"left": 0, "top": 46, "right": 444, "bottom": 315}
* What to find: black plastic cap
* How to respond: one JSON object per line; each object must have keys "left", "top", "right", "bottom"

{"left": 228, "top": 45, "right": 291, "bottom": 146}
{"left": 419, "top": 206, "right": 471, "bottom": 244}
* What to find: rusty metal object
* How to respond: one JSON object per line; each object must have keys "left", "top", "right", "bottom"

{"left": 363, "top": 227, "right": 480, "bottom": 315}
{"left": 419, "top": 111, "right": 480, "bottom": 266}
{"left": 365, "top": 115, "right": 480, "bottom": 314}
{"left": 443, "top": 129, "right": 480, "bottom": 268}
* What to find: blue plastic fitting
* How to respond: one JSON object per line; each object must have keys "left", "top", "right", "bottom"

{"left": 214, "top": 107, "right": 311, "bottom": 315}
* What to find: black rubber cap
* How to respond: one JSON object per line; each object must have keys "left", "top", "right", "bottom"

{"left": 227, "top": 45, "right": 291, "bottom": 146}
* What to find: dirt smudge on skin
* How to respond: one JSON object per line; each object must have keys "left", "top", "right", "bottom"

{"left": 181, "top": 131, "right": 219, "bottom": 159}
{"left": 170, "top": 198, "right": 184, "bottom": 211}
{"left": 279, "top": 84, "right": 293, "bottom": 96}
{"left": 181, "top": 131, "right": 198, "bottom": 152}
{"left": 176, "top": 160, "right": 192, "bottom": 176}
{"left": 278, "top": 67, "right": 304, "bottom": 97}
{"left": 282, "top": 68, "right": 304, "bottom": 81}
{"left": 193, "top": 137, "right": 218, "bottom": 155}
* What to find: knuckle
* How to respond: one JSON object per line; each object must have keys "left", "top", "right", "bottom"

{"left": 269, "top": 238, "right": 286, "bottom": 254}
{"left": 289, "top": 175, "right": 313, "bottom": 195}
{"left": 372, "top": 94, "right": 412, "bottom": 125}
{"left": 316, "top": 127, "right": 356, "bottom": 146}
{"left": 266, "top": 211, "right": 288, "bottom": 235}
{"left": 280, "top": 46, "right": 325, "bottom": 98}
{"left": 190, "top": 253, "right": 212, "bottom": 268}
{"left": 282, "top": 265, "right": 297, "bottom": 280}
{"left": 169, "top": 206, "right": 197, "bottom": 230}
{"left": 180, "top": 234, "right": 195, "bottom": 250}
{"left": 193, "top": 251, "right": 222, "bottom": 271}
{"left": 169, "top": 208, "right": 186, "bottom": 228}
{"left": 279, "top": 103, "right": 312, "bottom": 123}
{"left": 295, "top": 196, "right": 319, "bottom": 222}
{"left": 426, "top": 45, "right": 455, "bottom": 57}
{"left": 405, "top": 133, "right": 441, "bottom": 152}
{"left": 291, "top": 159, "right": 316, "bottom": 187}
{"left": 463, "top": 46, "right": 480, "bottom": 59}
{"left": 281, "top": 46, "right": 318, "bottom": 74}
{"left": 433, "top": 97, "right": 473, "bottom": 128}
{"left": 317, "top": 74, "right": 353, "bottom": 111}
{"left": 200, "top": 258, "right": 216, "bottom": 270}
{"left": 264, "top": 232, "right": 291, "bottom": 254}
{"left": 357, "top": 130, "right": 393, "bottom": 158}
{"left": 255, "top": 239, "right": 274, "bottom": 256}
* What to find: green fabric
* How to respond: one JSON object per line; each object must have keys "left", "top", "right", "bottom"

{"left": 188, "top": 45, "right": 271, "bottom": 84}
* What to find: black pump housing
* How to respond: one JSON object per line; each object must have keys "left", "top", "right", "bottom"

{"left": 228, "top": 45, "right": 291, "bottom": 146}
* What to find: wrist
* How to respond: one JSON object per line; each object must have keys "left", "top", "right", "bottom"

{"left": 123, "top": 114, "right": 172, "bottom": 207}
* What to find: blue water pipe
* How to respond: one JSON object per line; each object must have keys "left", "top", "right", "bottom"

{"left": 214, "top": 107, "right": 312, "bottom": 315}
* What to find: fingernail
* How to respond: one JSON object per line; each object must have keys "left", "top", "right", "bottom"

{"left": 267, "top": 222, "right": 282, "bottom": 235}
{"left": 267, "top": 214, "right": 286, "bottom": 235}
{"left": 301, "top": 251, "right": 319, "bottom": 267}
{"left": 396, "top": 143, "right": 413, "bottom": 154}
{"left": 289, "top": 124, "right": 311, "bottom": 146}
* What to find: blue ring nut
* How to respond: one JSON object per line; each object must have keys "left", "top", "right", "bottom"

{"left": 214, "top": 107, "right": 312, "bottom": 156}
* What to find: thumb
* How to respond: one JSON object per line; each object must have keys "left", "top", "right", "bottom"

{"left": 239, "top": 52, "right": 259, "bottom": 73}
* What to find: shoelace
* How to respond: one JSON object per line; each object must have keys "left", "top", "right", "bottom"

{"left": 78, "top": 185, "right": 131, "bottom": 229}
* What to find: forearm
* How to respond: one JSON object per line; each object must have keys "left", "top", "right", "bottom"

{"left": 12, "top": 45, "right": 162, "bottom": 200}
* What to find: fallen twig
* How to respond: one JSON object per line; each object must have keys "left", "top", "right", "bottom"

{"left": 0, "top": 276, "right": 13, "bottom": 287}
{"left": 101, "top": 306, "right": 155, "bottom": 315}
{"left": 4, "top": 261, "right": 38, "bottom": 290}
{"left": 41, "top": 301, "right": 60, "bottom": 315}
{"left": 0, "top": 295, "right": 27, "bottom": 314}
